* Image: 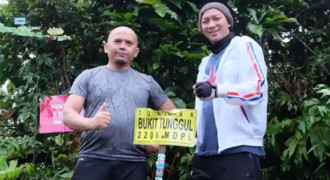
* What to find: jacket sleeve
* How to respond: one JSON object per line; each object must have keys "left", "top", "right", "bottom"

{"left": 216, "top": 39, "right": 267, "bottom": 106}
{"left": 195, "top": 56, "right": 208, "bottom": 83}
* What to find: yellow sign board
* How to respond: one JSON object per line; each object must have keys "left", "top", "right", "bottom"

{"left": 134, "top": 108, "right": 196, "bottom": 147}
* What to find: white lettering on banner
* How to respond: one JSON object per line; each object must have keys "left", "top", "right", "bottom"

{"left": 51, "top": 104, "right": 64, "bottom": 122}
{"left": 14, "top": 18, "right": 26, "bottom": 25}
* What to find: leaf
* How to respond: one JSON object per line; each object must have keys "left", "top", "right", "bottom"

{"left": 309, "top": 127, "right": 326, "bottom": 159}
{"left": 170, "top": 98, "right": 186, "bottom": 108}
{"left": 313, "top": 162, "right": 326, "bottom": 174}
{"left": 174, "top": 41, "right": 183, "bottom": 47}
{"left": 182, "top": 51, "right": 204, "bottom": 60}
{"left": 326, "top": 152, "right": 330, "bottom": 157}
{"left": 133, "top": 6, "right": 140, "bottom": 16}
{"left": 308, "top": 106, "right": 317, "bottom": 118}
{"left": 295, "top": 131, "right": 302, "bottom": 140}
{"left": 201, "top": 46, "right": 209, "bottom": 52}
{"left": 317, "top": 106, "right": 327, "bottom": 117}
{"left": 0, "top": 158, "right": 8, "bottom": 170}
{"left": 55, "top": 135, "right": 64, "bottom": 146}
{"left": 150, "top": 18, "right": 180, "bottom": 30}
{"left": 169, "top": 0, "right": 181, "bottom": 8}
{"left": 266, "top": 118, "right": 291, "bottom": 134}
{"left": 267, "top": 29, "right": 282, "bottom": 40}
{"left": 153, "top": 2, "right": 167, "bottom": 17}
{"left": 25, "top": 164, "right": 34, "bottom": 175}
{"left": 0, "top": 172, "right": 5, "bottom": 180}
{"left": 23, "top": 73, "right": 34, "bottom": 84}
{"left": 165, "top": 86, "right": 178, "bottom": 94}
{"left": 179, "top": 29, "right": 187, "bottom": 36}
{"left": 270, "top": 15, "right": 297, "bottom": 23}
{"left": 17, "top": 112, "right": 30, "bottom": 123}
{"left": 0, "top": 100, "right": 9, "bottom": 109}
{"left": 102, "top": 11, "right": 123, "bottom": 18}
{"left": 166, "top": 92, "right": 176, "bottom": 97}
{"left": 179, "top": 154, "right": 188, "bottom": 165}
{"left": 303, "top": 98, "right": 320, "bottom": 108}
{"left": 247, "top": 8, "right": 259, "bottom": 24}
{"left": 307, "top": 143, "right": 322, "bottom": 155}
{"left": 284, "top": 137, "right": 298, "bottom": 158}
{"left": 317, "top": 88, "right": 330, "bottom": 98}
{"left": 185, "top": 1, "right": 198, "bottom": 12}
{"left": 8, "top": 160, "right": 18, "bottom": 169}
{"left": 166, "top": 9, "right": 179, "bottom": 21}
{"left": 139, "top": 0, "right": 158, "bottom": 5}
{"left": 247, "top": 23, "right": 263, "bottom": 38}
{"left": 56, "top": 154, "right": 68, "bottom": 160}
{"left": 287, "top": 18, "right": 298, "bottom": 23}
{"left": 288, "top": 140, "right": 298, "bottom": 158}
{"left": 297, "top": 118, "right": 307, "bottom": 135}
{"left": 258, "top": 12, "right": 267, "bottom": 23}
{"left": 59, "top": 171, "right": 74, "bottom": 179}
{"left": 152, "top": 62, "right": 159, "bottom": 70}
{"left": 124, "top": 13, "right": 134, "bottom": 21}
{"left": 12, "top": 167, "right": 23, "bottom": 179}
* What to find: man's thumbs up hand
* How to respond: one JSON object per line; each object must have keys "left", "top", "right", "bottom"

{"left": 90, "top": 103, "right": 111, "bottom": 130}
{"left": 98, "top": 102, "right": 107, "bottom": 112}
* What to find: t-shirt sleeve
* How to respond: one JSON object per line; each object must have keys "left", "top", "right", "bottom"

{"left": 148, "top": 77, "right": 167, "bottom": 108}
{"left": 69, "top": 70, "right": 89, "bottom": 98}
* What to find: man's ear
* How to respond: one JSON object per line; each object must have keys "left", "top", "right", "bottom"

{"left": 134, "top": 48, "right": 140, "bottom": 57}
{"left": 104, "top": 43, "right": 108, "bottom": 53}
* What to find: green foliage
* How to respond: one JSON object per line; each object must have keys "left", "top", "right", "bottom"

{"left": 0, "top": 157, "right": 24, "bottom": 180}
{"left": 267, "top": 84, "right": 330, "bottom": 179}
{"left": 1, "top": 0, "right": 330, "bottom": 179}
{"left": 0, "top": 136, "right": 39, "bottom": 159}
{"left": 247, "top": 7, "right": 297, "bottom": 40}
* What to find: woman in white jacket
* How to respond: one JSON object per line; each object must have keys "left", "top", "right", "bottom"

{"left": 191, "top": 2, "right": 268, "bottom": 180}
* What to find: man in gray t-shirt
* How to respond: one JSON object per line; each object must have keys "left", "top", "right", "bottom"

{"left": 63, "top": 26, "right": 175, "bottom": 180}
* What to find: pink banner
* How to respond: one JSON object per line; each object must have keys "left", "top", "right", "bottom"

{"left": 39, "top": 94, "right": 73, "bottom": 133}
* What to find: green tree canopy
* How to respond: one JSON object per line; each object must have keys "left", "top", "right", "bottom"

{"left": 0, "top": 0, "right": 329, "bottom": 179}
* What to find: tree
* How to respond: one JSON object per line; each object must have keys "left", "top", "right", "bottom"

{"left": 0, "top": 0, "right": 329, "bottom": 179}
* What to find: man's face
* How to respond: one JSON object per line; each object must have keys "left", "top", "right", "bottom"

{"left": 104, "top": 27, "right": 139, "bottom": 69}
{"left": 201, "top": 8, "right": 231, "bottom": 44}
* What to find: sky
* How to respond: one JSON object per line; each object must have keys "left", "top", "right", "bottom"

{"left": 0, "top": 0, "right": 8, "bottom": 4}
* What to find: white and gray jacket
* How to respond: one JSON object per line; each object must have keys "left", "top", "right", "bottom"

{"left": 195, "top": 36, "right": 268, "bottom": 153}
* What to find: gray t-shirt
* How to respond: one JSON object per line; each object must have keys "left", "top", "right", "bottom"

{"left": 69, "top": 65, "right": 167, "bottom": 161}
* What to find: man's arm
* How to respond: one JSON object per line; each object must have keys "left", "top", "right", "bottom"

{"left": 63, "top": 94, "right": 111, "bottom": 132}
{"left": 156, "top": 98, "right": 176, "bottom": 110}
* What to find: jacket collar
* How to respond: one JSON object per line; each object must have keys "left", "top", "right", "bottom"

{"left": 206, "top": 32, "right": 235, "bottom": 54}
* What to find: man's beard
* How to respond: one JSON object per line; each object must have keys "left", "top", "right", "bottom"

{"left": 114, "top": 59, "right": 127, "bottom": 66}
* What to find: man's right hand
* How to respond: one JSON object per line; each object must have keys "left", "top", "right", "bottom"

{"left": 90, "top": 103, "right": 111, "bottom": 130}
{"left": 195, "top": 81, "right": 217, "bottom": 100}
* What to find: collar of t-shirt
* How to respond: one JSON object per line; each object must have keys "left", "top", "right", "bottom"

{"left": 206, "top": 32, "right": 235, "bottom": 54}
